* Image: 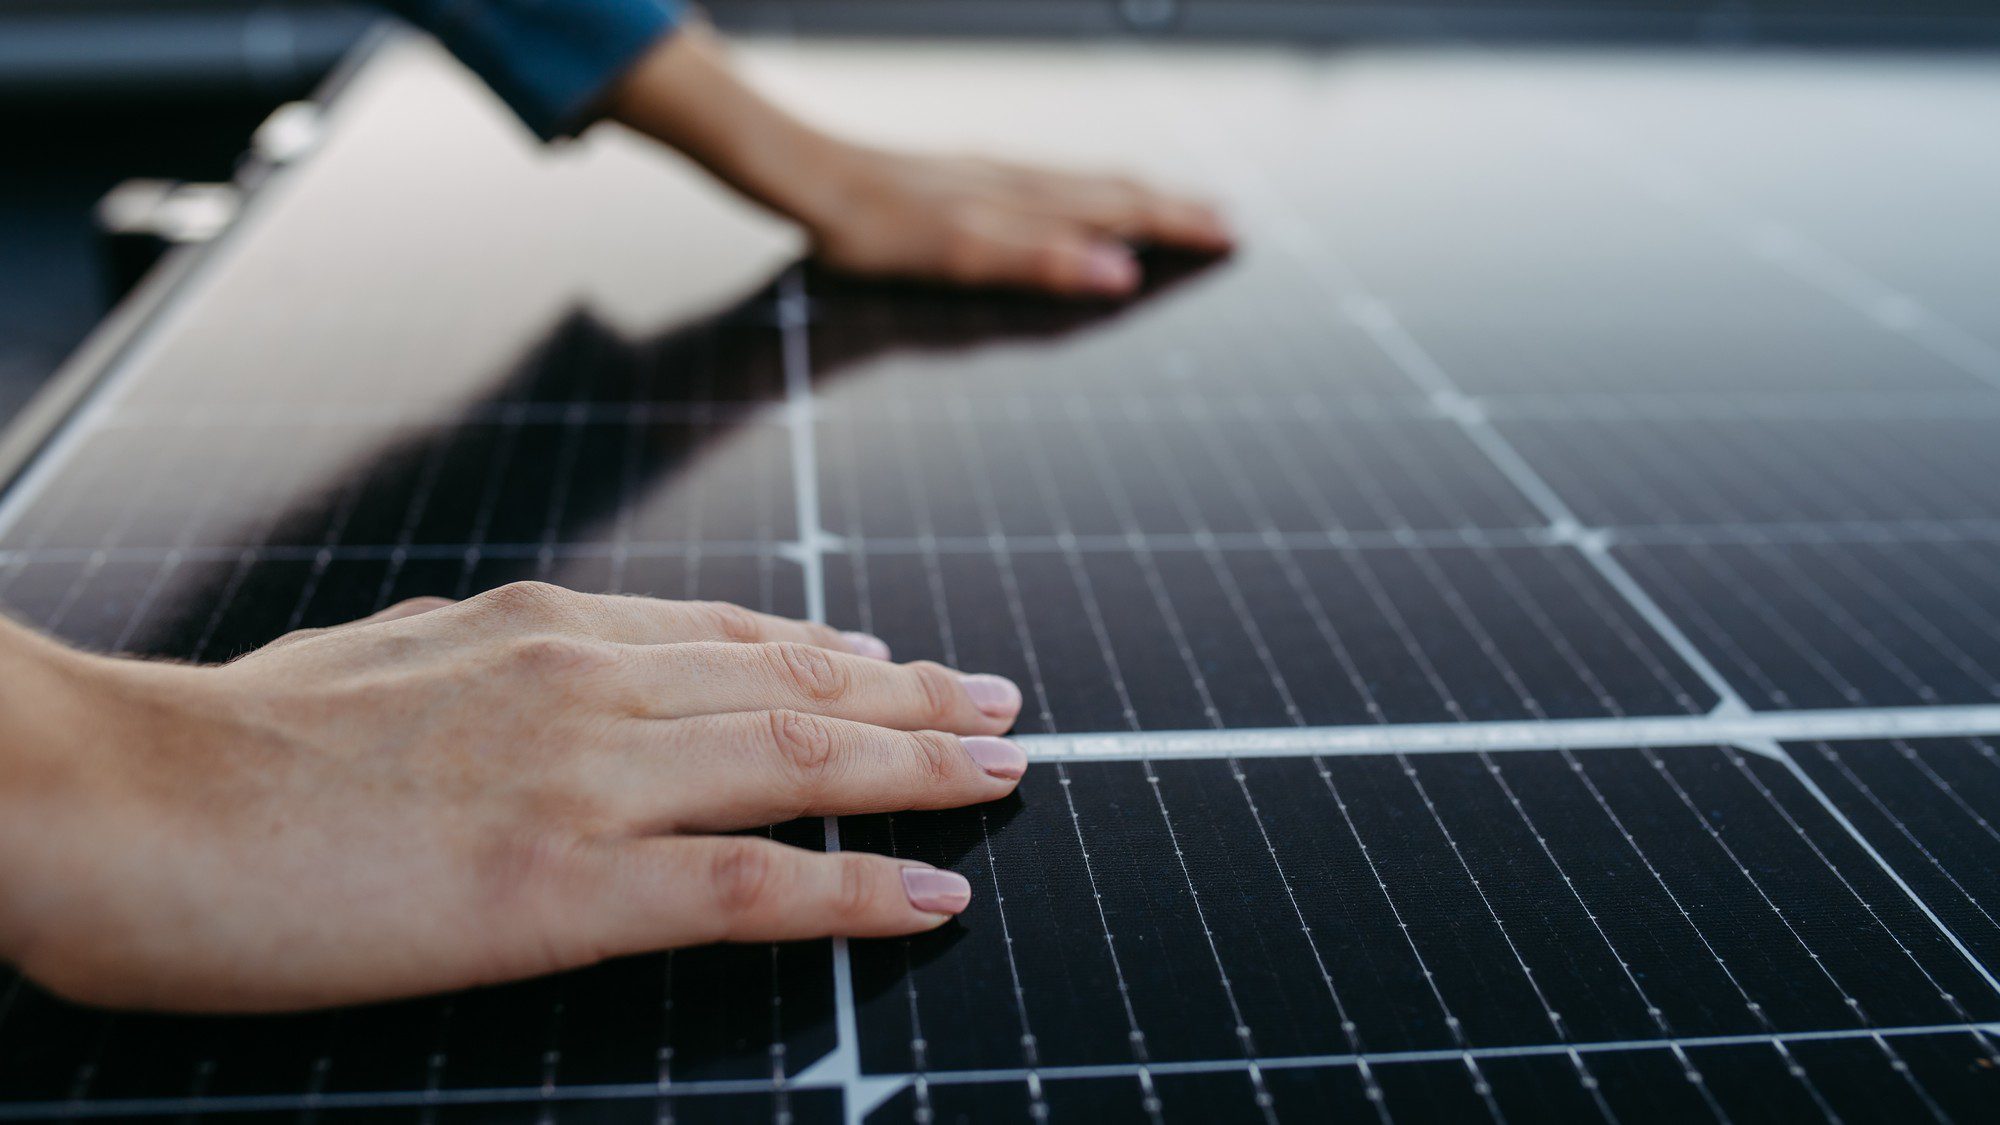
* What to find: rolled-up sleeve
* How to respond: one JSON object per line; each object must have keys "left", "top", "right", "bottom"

{"left": 381, "top": 0, "right": 684, "bottom": 139}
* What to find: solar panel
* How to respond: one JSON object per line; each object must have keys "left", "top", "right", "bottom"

{"left": 4, "top": 32, "right": 2000, "bottom": 1125}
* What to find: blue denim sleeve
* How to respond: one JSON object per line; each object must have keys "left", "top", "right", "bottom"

{"left": 380, "top": 0, "right": 684, "bottom": 140}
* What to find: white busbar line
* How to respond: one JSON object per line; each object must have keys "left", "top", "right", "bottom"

{"left": 5, "top": 1021, "right": 1994, "bottom": 1119}
{"left": 1013, "top": 703, "right": 2000, "bottom": 761}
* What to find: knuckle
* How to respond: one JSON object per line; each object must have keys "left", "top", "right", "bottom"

{"left": 691, "top": 600, "right": 763, "bottom": 643}
{"left": 769, "top": 641, "right": 849, "bottom": 704}
{"left": 260, "top": 626, "right": 323, "bottom": 652}
{"left": 478, "top": 580, "right": 576, "bottom": 621}
{"left": 765, "top": 709, "right": 839, "bottom": 779}
{"left": 908, "top": 661, "right": 962, "bottom": 725}
{"left": 909, "top": 730, "right": 963, "bottom": 787}
{"left": 391, "top": 595, "right": 453, "bottom": 615}
{"left": 708, "top": 839, "right": 779, "bottom": 917}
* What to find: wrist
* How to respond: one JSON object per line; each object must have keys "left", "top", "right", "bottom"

{"left": 0, "top": 619, "right": 100, "bottom": 770}
{"left": 722, "top": 121, "right": 865, "bottom": 236}
{"left": 605, "top": 23, "right": 859, "bottom": 232}
{"left": 0, "top": 621, "right": 139, "bottom": 966}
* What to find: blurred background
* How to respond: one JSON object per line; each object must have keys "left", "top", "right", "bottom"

{"left": 3, "top": 0, "right": 1997, "bottom": 427}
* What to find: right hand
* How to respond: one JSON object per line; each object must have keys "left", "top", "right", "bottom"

{"left": 0, "top": 583, "right": 1026, "bottom": 1013}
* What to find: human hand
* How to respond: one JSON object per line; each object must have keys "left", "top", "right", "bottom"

{"left": 606, "top": 23, "right": 1233, "bottom": 298}
{"left": 797, "top": 147, "right": 1235, "bottom": 297}
{"left": 0, "top": 585, "right": 1025, "bottom": 1013}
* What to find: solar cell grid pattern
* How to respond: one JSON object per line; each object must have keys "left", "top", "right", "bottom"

{"left": 5, "top": 36, "right": 2000, "bottom": 1125}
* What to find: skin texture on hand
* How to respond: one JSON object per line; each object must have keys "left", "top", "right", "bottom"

{"left": 604, "top": 23, "right": 1235, "bottom": 297}
{"left": 0, "top": 585, "right": 1026, "bottom": 1013}
{"left": 799, "top": 149, "right": 1235, "bottom": 297}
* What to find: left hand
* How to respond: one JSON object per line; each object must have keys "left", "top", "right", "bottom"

{"left": 797, "top": 146, "right": 1234, "bottom": 297}
{"left": 606, "top": 23, "right": 1234, "bottom": 298}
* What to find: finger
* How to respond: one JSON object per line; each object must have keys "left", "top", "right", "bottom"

{"left": 942, "top": 208, "right": 1139, "bottom": 297}
{"left": 625, "top": 642, "right": 1020, "bottom": 732}
{"left": 1129, "top": 191, "right": 1235, "bottom": 252}
{"left": 462, "top": 583, "right": 891, "bottom": 659}
{"left": 576, "top": 838, "right": 971, "bottom": 954}
{"left": 616, "top": 710, "right": 1026, "bottom": 832}
{"left": 1003, "top": 168, "right": 1235, "bottom": 252}
{"left": 618, "top": 599, "right": 891, "bottom": 659}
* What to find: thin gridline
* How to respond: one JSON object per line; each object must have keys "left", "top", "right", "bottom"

{"left": 116, "top": 302, "right": 792, "bottom": 411}
{"left": 828, "top": 49, "right": 2000, "bottom": 1123}
{"left": 0, "top": 288, "right": 837, "bottom": 1123}
{"left": 816, "top": 396, "right": 1543, "bottom": 539}
{"left": 843, "top": 752, "right": 2000, "bottom": 1096}
{"left": 819, "top": 255, "right": 2000, "bottom": 1121}
{"left": 10, "top": 43, "right": 2000, "bottom": 1125}
{"left": 1617, "top": 539, "right": 2000, "bottom": 711}
{"left": 1796, "top": 737, "right": 2000, "bottom": 977}
{"left": 0, "top": 415, "right": 798, "bottom": 555}
{"left": 858, "top": 1031, "right": 2000, "bottom": 1125}
{"left": 1498, "top": 413, "right": 2000, "bottom": 529}
{"left": 817, "top": 366, "right": 1716, "bottom": 733}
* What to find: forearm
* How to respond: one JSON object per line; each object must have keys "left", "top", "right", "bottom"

{"left": 380, "top": 0, "right": 682, "bottom": 139}
{"left": 601, "top": 22, "right": 853, "bottom": 229}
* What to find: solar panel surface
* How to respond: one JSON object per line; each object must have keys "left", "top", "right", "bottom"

{"left": 3, "top": 33, "right": 2000, "bottom": 1125}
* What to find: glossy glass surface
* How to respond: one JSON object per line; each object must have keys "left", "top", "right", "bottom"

{"left": 3, "top": 33, "right": 2000, "bottom": 1124}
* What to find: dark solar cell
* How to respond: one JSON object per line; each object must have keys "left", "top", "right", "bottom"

{"left": 844, "top": 751, "right": 1999, "bottom": 1077}
{"left": 0, "top": 418, "right": 797, "bottom": 554}
{"left": 1793, "top": 737, "right": 2000, "bottom": 976}
{"left": 72, "top": 1089, "right": 848, "bottom": 1122}
{"left": 807, "top": 254, "right": 1421, "bottom": 408}
{"left": 1617, "top": 539, "right": 2000, "bottom": 710}
{"left": 120, "top": 301, "right": 790, "bottom": 410}
{"left": 860, "top": 1032, "right": 2000, "bottom": 1124}
{"left": 1499, "top": 411, "right": 2000, "bottom": 528}
{"left": 1473, "top": 1053, "right": 1621, "bottom": 1120}
{"left": 818, "top": 400, "right": 1539, "bottom": 540}
{"left": 825, "top": 543, "right": 1714, "bottom": 733}
{"left": 1398, "top": 310, "right": 1988, "bottom": 396}
{"left": 1858, "top": 1031, "right": 2000, "bottom": 1123}
{"left": 1781, "top": 1037, "right": 1946, "bottom": 1121}
{"left": 6, "top": 33, "right": 2000, "bottom": 1125}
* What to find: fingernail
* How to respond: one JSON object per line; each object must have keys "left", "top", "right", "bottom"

{"left": 963, "top": 736, "right": 1028, "bottom": 780}
{"left": 840, "top": 631, "right": 892, "bottom": 660}
{"left": 902, "top": 867, "right": 973, "bottom": 915}
{"left": 959, "top": 673, "right": 1023, "bottom": 718}
{"left": 1084, "top": 245, "right": 1139, "bottom": 292}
